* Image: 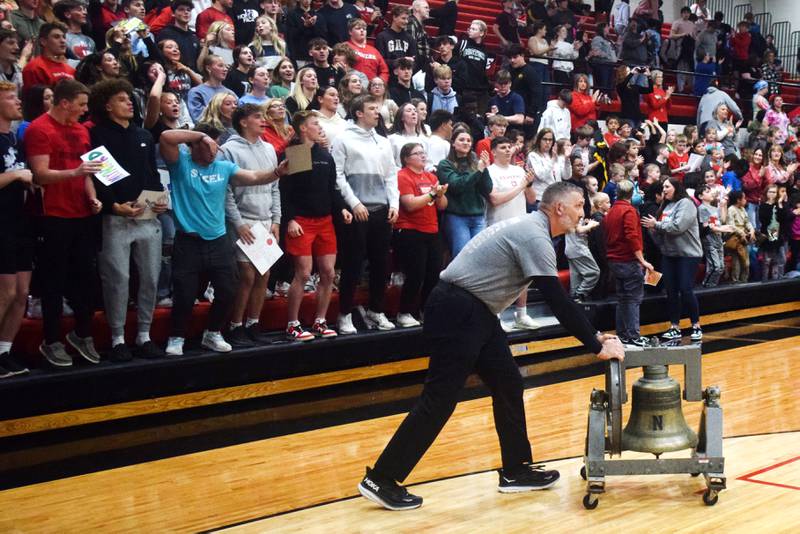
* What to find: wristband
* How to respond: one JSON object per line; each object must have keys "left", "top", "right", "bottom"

{"left": 429, "top": 190, "right": 437, "bottom": 200}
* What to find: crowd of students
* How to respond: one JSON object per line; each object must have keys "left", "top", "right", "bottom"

{"left": 0, "top": 0, "right": 799, "bottom": 378}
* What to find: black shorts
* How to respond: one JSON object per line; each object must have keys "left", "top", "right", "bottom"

{"left": 0, "top": 232, "right": 34, "bottom": 274}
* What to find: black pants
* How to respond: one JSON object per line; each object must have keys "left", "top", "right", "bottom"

{"left": 393, "top": 228, "right": 442, "bottom": 315}
{"left": 373, "top": 281, "right": 532, "bottom": 482}
{"left": 170, "top": 232, "right": 237, "bottom": 337}
{"left": 337, "top": 206, "right": 392, "bottom": 315}
{"left": 39, "top": 216, "right": 97, "bottom": 344}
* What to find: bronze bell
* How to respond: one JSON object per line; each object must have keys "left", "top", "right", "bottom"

{"left": 621, "top": 365, "right": 698, "bottom": 454}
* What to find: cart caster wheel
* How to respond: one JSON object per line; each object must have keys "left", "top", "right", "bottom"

{"left": 702, "top": 489, "right": 719, "bottom": 506}
{"left": 690, "top": 472, "right": 701, "bottom": 477}
{"left": 580, "top": 466, "right": 587, "bottom": 480}
{"left": 583, "top": 493, "right": 599, "bottom": 510}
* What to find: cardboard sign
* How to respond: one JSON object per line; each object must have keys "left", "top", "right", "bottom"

{"left": 235, "top": 222, "right": 283, "bottom": 275}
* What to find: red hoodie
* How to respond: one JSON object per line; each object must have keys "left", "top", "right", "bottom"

{"left": 569, "top": 90, "right": 596, "bottom": 130}
{"left": 604, "top": 199, "right": 644, "bottom": 262}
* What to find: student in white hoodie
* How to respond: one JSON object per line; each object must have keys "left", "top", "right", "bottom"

{"left": 220, "top": 104, "right": 281, "bottom": 347}
{"left": 537, "top": 89, "right": 572, "bottom": 141}
{"left": 331, "top": 95, "right": 400, "bottom": 335}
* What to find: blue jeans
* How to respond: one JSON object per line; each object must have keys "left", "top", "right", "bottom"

{"left": 746, "top": 202, "right": 759, "bottom": 231}
{"left": 445, "top": 213, "right": 486, "bottom": 257}
{"left": 608, "top": 261, "right": 644, "bottom": 340}
{"left": 661, "top": 255, "right": 701, "bottom": 325}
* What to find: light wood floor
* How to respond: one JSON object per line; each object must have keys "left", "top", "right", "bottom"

{"left": 0, "top": 335, "right": 798, "bottom": 533}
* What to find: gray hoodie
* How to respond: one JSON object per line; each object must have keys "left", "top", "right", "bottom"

{"left": 697, "top": 87, "right": 742, "bottom": 128}
{"left": 331, "top": 123, "right": 399, "bottom": 211}
{"left": 220, "top": 134, "right": 281, "bottom": 228}
{"left": 651, "top": 197, "right": 703, "bottom": 258}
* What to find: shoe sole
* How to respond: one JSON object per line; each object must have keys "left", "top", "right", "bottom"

{"left": 66, "top": 335, "right": 101, "bottom": 364}
{"left": 497, "top": 478, "right": 560, "bottom": 493}
{"left": 287, "top": 335, "right": 315, "bottom": 342}
{"left": 201, "top": 343, "right": 232, "bottom": 353}
{"left": 39, "top": 346, "right": 72, "bottom": 367}
{"left": 357, "top": 483, "right": 421, "bottom": 511}
{"left": 514, "top": 323, "right": 541, "bottom": 330}
{"left": 165, "top": 349, "right": 183, "bottom": 357}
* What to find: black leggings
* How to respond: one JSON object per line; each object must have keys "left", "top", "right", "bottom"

{"left": 393, "top": 228, "right": 442, "bottom": 315}
{"left": 336, "top": 206, "right": 392, "bottom": 314}
{"left": 170, "top": 232, "right": 237, "bottom": 337}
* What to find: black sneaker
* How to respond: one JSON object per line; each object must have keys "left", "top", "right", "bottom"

{"left": 358, "top": 467, "right": 423, "bottom": 511}
{"left": 245, "top": 324, "right": 267, "bottom": 343}
{"left": 498, "top": 464, "right": 560, "bottom": 493}
{"left": 226, "top": 326, "right": 255, "bottom": 347}
{"left": 0, "top": 352, "right": 29, "bottom": 375}
{"left": 661, "top": 327, "right": 682, "bottom": 340}
{"left": 690, "top": 326, "right": 703, "bottom": 341}
{"left": 0, "top": 361, "right": 13, "bottom": 378}
{"left": 623, "top": 336, "right": 652, "bottom": 348}
{"left": 136, "top": 341, "right": 165, "bottom": 359}
{"left": 108, "top": 343, "right": 133, "bottom": 362}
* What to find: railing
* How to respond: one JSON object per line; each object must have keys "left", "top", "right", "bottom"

{"left": 732, "top": 3, "right": 751, "bottom": 24}
{"left": 772, "top": 22, "right": 793, "bottom": 73}
{"left": 753, "top": 12, "right": 772, "bottom": 35}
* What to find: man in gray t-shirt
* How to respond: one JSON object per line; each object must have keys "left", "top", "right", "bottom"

{"left": 359, "top": 182, "right": 625, "bottom": 511}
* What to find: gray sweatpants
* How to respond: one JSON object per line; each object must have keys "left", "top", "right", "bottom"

{"left": 568, "top": 254, "right": 600, "bottom": 297}
{"left": 98, "top": 215, "right": 162, "bottom": 339}
{"left": 702, "top": 238, "right": 724, "bottom": 287}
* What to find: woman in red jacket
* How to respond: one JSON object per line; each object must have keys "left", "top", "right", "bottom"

{"left": 742, "top": 147, "right": 767, "bottom": 228}
{"left": 644, "top": 70, "right": 673, "bottom": 123}
{"left": 569, "top": 74, "right": 599, "bottom": 132}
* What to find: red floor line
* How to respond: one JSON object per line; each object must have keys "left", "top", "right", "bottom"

{"left": 736, "top": 455, "right": 800, "bottom": 479}
{"left": 737, "top": 478, "right": 800, "bottom": 491}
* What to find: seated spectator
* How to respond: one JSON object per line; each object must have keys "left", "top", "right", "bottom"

{"left": 284, "top": 111, "right": 351, "bottom": 340}
{"left": 286, "top": 67, "right": 319, "bottom": 115}
{"left": 393, "top": 142, "right": 448, "bottom": 327}
{"left": 220, "top": 104, "right": 281, "bottom": 347}
{"left": 436, "top": 128, "right": 492, "bottom": 256}
{"left": 197, "top": 91, "right": 238, "bottom": 144}
{"left": 159, "top": 124, "right": 288, "bottom": 356}
{"left": 187, "top": 55, "right": 236, "bottom": 123}
{"left": 22, "top": 23, "right": 75, "bottom": 89}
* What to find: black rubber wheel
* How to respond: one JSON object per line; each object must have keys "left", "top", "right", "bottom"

{"left": 580, "top": 466, "right": 587, "bottom": 480}
{"left": 583, "top": 493, "right": 599, "bottom": 510}
{"left": 702, "top": 489, "right": 719, "bottom": 506}
{"left": 690, "top": 472, "right": 701, "bottom": 477}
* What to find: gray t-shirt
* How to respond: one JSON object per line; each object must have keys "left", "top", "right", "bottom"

{"left": 440, "top": 211, "right": 557, "bottom": 313}
{"left": 565, "top": 218, "right": 592, "bottom": 259}
{"left": 698, "top": 203, "right": 723, "bottom": 247}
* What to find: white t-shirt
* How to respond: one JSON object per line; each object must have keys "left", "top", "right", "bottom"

{"left": 486, "top": 163, "right": 527, "bottom": 227}
{"left": 427, "top": 134, "right": 451, "bottom": 170}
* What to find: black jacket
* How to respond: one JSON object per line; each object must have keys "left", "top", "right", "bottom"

{"left": 457, "top": 37, "right": 489, "bottom": 91}
{"left": 389, "top": 82, "right": 425, "bottom": 106}
{"left": 617, "top": 71, "right": 653, "bottom": 122}
{"left": 375, "top": 28, "right": 417, "bottom": 66}
{"left": 281, "top": 143, "right": 347, "bottom": 220}
{"left": 286, "top": 6, "right": 327, "bottom": 62}
{"left": 423, "top": 54, "right": 466, "bottom": 93}
{"left": 155, "top": 25, "right": 200, "bottom": 70}
{"left": 90, "top": 120, "right": 162, "bottom": 213}
{"left": 510, "top": 62, "right": 544, "bottom": 117}
{"left": 231, "top": 0, "right": 262, "bottom": 45}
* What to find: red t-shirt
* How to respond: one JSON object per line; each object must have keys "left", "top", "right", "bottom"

{"left": 604, "top": 132, "right": 620, "bottom": 147}
{"left": 396, "top": 168, "right": 439, "bottom": 233}
{"left": 475, "top": 137, "right": 494, "bottom": 163}
{"left": 667, "top": 150, "right": 689, "bottom": 182}
{"left": 24, "top": 114, "right": 92, "bottom": 218}
{"left": 195, "top": 7, "right": 235, "bottom": 40}
{"left": 261, "top": 124, "right": 294, "bottom": 157}
{"left": 346, "top": 41, "right": 389, "bottom": 82}
{"left": 22, "top": 56, "right": 75, "bottom": 89}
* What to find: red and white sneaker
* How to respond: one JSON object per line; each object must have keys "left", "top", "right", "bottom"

{"left": 312, "top": 320, "right": 338, "bottom": 338}
{"left": 286, "top": 323, "right": 314, "bottom": 342}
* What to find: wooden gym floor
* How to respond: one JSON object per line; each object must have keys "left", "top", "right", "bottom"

{"left": 1, "top": 313, "right": 799, "bottom": 532}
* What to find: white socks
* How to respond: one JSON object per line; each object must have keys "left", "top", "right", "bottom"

{"left": 0, "top": 341, "right": 11, "bottom": 354}
{"left": 136, "top": 332, "right": 151, "bottom": 346}
{"left": 111, "top": 335, "right": 125, "bottom": 347}
{"left": 245, "top": 317, "right": 259, "bottom": 328}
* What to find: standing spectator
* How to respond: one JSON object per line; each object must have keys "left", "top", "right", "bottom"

{"left": 197, "top": 21, "right": 236, "bottom": 68}
{"left": 389, "top": 57, "right": 424, "bottom": 107}
{"left": 590, "top": 23, "right": 617, "bottom": 94}
{"left": 22, "top": 23, "right": 76, "bottom": 89}
{"left": 53, "top": 0, "right": 95, "bottom": 67}
{"left": 487, "top": 70, "right": 524, "bottom": 127}
{"left": 537, "top": 89, "right": 571, "bottom": 141}
{"left": 286, "top": 67, "right": 319, "bottom": 115}
{"left": 424, "top": 35, "right": 466, "bottom": 94}
{"left": 220, "top": 104, "right": 281, "bottom": 346}
{"left": 695, "top": 184, "right": 733, "bottom": 287}
{"left": 0, "top": 29, "right": 24, "bottom": 93}
{"left": 641, "top": 178, "right": 704, "bottom": 341}
{"left": 89, "top": 79, "right": 166, "bottom": 362}
{"left": 269, "top": 58, "right": 296, "bottom": 99}
{"left": 759, "top": 184, "right": 788, "bottom": 281}
{"left": 230, "top": 0, "right": 262, "bottom": 46}
{"left": 375, "top": 6, "right": 416, "bottom": 68}
{"left": 457, "top": 20, "right": 490, "bottom": 114}
{"left": 760, "top": 50, "right": 783, "bottom": 97}
{"left": 319, "top": 0, "right": 360, "bottom": 49}
{"left": 494, "top": 0, "right": 523, "bottom": 53}
{"left": 752, "top": 80, "right": 770, "bottom": 120}
{"left": 249, "top": 15, "right": 287, "bottom": 68}
{"left": 669, "top": 7, "right": 696, "bottom": 93}
{"left": 692, "top": 52, "right": 717, "bottom": 98}
{"left": 765, "top": 145, "right": 798, "bottom": 187}
{"left": 197, "top": 92, "right": 238, "bottom": 144}
{"left": 426, "top": 110, "right": 453, "bottom": 169}
{"left": 551, "top": 24, "right": 578, "bottom": 86}
{"left": 309, "top": 38, "right": 343, "bottom": 89}
{"left": 337, "top": 71, "right": 364, "bottom": 117}
{"left": 569, "top": 73, "right": 599, "bottom": 132}
{"left": 408, "top": 0, "right": 431, "bottom": 67}
{"left": 315, "top": 86, "right": 347, "bottom": 143}
{"left": 730, "top": 21, "right": 751, "bottom": 75}
{"left": 527, "top": 128, "right": 564, "bottom": 209}
{"left": 427, "top": 65, "right": 458, "bottom": 114}
{"left": 763, "top": 96, "right": 790, "bottom": 146}
{"left": 388, "top": 102, "right": 428, "bottom": 167}
{"left": 694, "top": 20, "right": 717, "bottom": 60}
{"left": 0, "top": 81, "right": 33, "bottom": 376}
{"left": 696, "top": 82, "right": 742, "bottom": 136}
{"left": 604, "top": 179, "right": 652, "bottom": 346}
{"left": 742, "top": 147, "right": 767, "bottom": 228}
{"left": 284, "top": 111, "right": 351, "bottom": 340}
{"left": 566, "top": 210, "right": 600, "bottom": 302}
{"left": 525, "top": 21, "right": 551, "bottom": 89}
{"left": 485, "top": 136, "right": 539, "bottom": 331}
{"left": 262, "top": 97, "right": 294, "bottom": 157}
{"left": 620, "top": 19, "right": 649, "bottom": 66}
{"left": 616, "top": 65, "right": 652, "bottom": 130}
{"left": 286, "top": 0, "right": 326, "bottom": 64}
{"left": 225, "top": 47, "right": 257, "bottom": 98}
{"left": 644, "top": 70, "right": 673, "bottom": 123}
{"left": 187, "top": 55, "right": 236, "bottom": 123}
{"left": 158, "top": 39, "right": 202, "bottom": 126}
{"left": 331, "top": 95, "right": 399, "bottom": 335}
{"left": 26, "top": 79, "right": 103, "bottom": 367}
{"left": 436, "top": 128, "right": 491, "bottom": 256}
{"left": 370, "top": 77, "right": 398, "bottom": 131}
{"left": 705, "top": 103, "right": 740, "bottom": 157}
{"left": 722, "top": 190, "right": 754, "bottom": 283}
{"left": 195, "top": 0, "right": 234, "bottom": 42}
{"left": 156, "top": 0, "right": 200, "bottom": 70}
{"left": 507, "top": 45, "right": 543, "bottom": 132}
{"left": 9, "top": 0, "right": 44, "bottom": 47}
{"left": 346, "top": 18, "right": 389, "bottom": 83}
{"left": 394, "top": 142, "right": 448, "bottom": 327}
{"left": 611, "top": 0, "right": 630, "bottom": 37}
{"left": 159, "top": 125, "right": 288, "bottom": 356}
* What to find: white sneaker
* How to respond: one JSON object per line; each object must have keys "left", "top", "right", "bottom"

{"left": 264, "top": 288, "right": 274, "bottom": 300}
{"left": 500, "top": 320, "right": 515, "bottom": 333}
{"left": 514, "top": 311, "right": 541, "bottom": 330}
{"left": 337, "top": 313, "right": 357, "bottom": 335}
{"left": 156, "top": 297, "right": 173, "bottom": 308}
{"left": 165, "top": 337, "right": 184, "bottom": 356}
{"left": 204, "top": 283, "right": 215, "bottom": 303}
{"left": 364, "top": 309, "right": 395, "bottom": 330}
{"left": 201, "top": 330, "right": 232, "bottom": 352}
{"left": 275, "top": 282, "right": 291, "bottom": 298}
{"left": 396, "top": 313, "right": 421, "bottom": 327}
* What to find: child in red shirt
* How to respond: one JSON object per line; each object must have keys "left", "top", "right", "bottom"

{"left": 667, "top": 134, "right": 691, "bottom": 182}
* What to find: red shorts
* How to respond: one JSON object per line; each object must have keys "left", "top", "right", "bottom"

{"left": 285, "top": 215, "right": 337, "bottom": 257}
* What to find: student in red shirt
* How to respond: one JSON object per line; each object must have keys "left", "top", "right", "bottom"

{"left": 603, "top": 115, "right": 621, "bottom": 147}
{"left": 25, "top": 79, "right": 104, "bottom": 367}
{"left": 667, "top": 133, "right": 691, "bottom": 182}
{"left": 196, "top": 0, "right": 235, "bottom": 41}
{"left": 394, "top": 142, "right": 448, "bottom": 327}
{"left": 644, "top": 70, "right": 673, "bottom": 123}
{"left": 22, "top": 23, "right": 76, "bottom": 89}
{"left": 475, "top": 114, "right": 508, "bottom": 164}
{"left": 345, "top": 18, "right": 388, "bottom": 83}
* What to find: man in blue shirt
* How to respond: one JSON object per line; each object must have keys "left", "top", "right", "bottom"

{"left": 487, "top": 69, "right": 525, "bottom": 128}
{"left": 159, "top": 124, "right": 288, "bottom": 356}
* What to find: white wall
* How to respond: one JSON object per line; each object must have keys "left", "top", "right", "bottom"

{"left": 764, "top": 0, "right": 800, "bottom": 31}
